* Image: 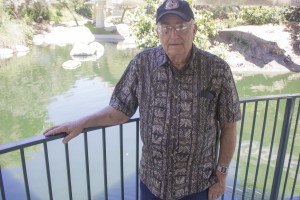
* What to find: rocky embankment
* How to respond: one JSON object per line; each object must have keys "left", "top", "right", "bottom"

{"left": 213, "top": 24, "right": 300, "bottom": 73}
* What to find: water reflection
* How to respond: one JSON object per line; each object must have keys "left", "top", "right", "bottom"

{"left": 234, "top": 72, "right": 300, "bottom": 97}
{"left": 0, "top": 43, "right": 299, "bottom": 145}
{"left": 0, "top": 43, "right": 139, "bottom": 145}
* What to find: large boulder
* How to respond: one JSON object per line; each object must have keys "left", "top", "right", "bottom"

{"left": 0, "top": 48, "right": 14, "bottom": 59}
{"left": 33, "top": 26, "right": 95, "bottom": 46}
{"left": 70, "top": 42, "right": 104, "bottom": 61}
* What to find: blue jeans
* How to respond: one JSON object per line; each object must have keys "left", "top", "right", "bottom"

{"left": 140, "top": 181, "right": 208, "bottom": 200}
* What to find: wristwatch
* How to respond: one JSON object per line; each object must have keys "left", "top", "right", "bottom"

{"left": 217, "top": 165, "right": 229, "bottom": 174}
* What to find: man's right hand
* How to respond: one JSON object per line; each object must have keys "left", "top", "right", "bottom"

{"left": 43, "top": 119, "right": 85, "bottom": 144}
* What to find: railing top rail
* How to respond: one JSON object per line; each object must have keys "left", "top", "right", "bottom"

{"left": 0, "top": 117, "right": 140, "bottom": 155}
{"left": 1, "top": 93, "right": 300, "bottom": 154}
{"left": 240, "top": 93, "right": 300, "bottom": 103}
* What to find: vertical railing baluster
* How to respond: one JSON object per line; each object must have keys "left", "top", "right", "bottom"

{"left": 232, "top": 102, "right": 246, "bottom": 200}
{"left": 262, "top": 99, "right": 280, "bottom": 199}
{"left": 290, "top": 153, "right": 300, "bottom": 199}
{"left": 43, "top": 142, "right": 53, "bottom": 200}
{"left": 135, "top": 120, "right": 140, "bottom": 200}
{"left": 84, "top": 132, "right": 91, "bottom": 200}
{"left": 20, "top": 148, "right": 31, "bottom": 200}
{"left": 252, "top": 100, "right": 269, "bottom": 199}
{"left": 281, "top": 98, "right": 299, "bottom": 200}
{"left": 215, "top": 121, "right": 220, "bottom": 166}
{"left": 0, "top": 164, "right": 6, "bottom": 200}
{"left": 270, "top": 98, "right": 295, "bottom": 200}
{"left": 102, "top": 128, "right": 108, "bottom": 200}
{"left": 217, "top": 120, "right": 223, "bottom": 200}
{"left": 242, "top": 101, "right": 258, "bottom": 199}
{"left": 65, "top": 143, "right": 73, "bottom": 200}
{"left": 119, "top": 125, "right": 124, "bottom": 200}
{"left": 291, "top": 100, "right": 300, "bottom": 199}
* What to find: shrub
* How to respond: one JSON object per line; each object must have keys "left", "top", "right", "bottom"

{"left": 237, "top": 6, "right": 285, "bottom": 25}
{"left": 194, "top": 9, "right": 221, "bottom": 50}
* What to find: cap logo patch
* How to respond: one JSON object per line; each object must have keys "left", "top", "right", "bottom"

{"left": 165, "top": 0, "right": 179, "bottom": 10}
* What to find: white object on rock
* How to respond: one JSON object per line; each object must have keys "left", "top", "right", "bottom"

{"left": 62, "top": 60, "right": 81, "bottom": 70}
{"left": 70, "top": 42, "right": 104, "bottom": 59}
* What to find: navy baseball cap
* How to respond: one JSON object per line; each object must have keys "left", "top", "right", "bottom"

{"left": 156, "top": 0, "right": 195, "bottom": 24}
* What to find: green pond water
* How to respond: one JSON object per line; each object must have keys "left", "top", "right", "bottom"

{"left": 0, "top": 43, "right": 299, "bottom": 144}
{"left": 0, "top": 42, "right": 299, "bottom": 200}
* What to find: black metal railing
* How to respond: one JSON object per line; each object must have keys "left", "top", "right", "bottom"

{"left": 0, "top": 94, "right": 299, "bottom": 200}
{"left": 230, "top": 94, "right": 300, "bottom": 200}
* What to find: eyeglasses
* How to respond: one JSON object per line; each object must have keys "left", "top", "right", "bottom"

{"left": 156, "top": 23, "right": 192, "bottom": 36}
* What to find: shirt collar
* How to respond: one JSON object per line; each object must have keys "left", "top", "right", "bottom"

{"left": 157, "top": 44, "right": 196, "bottom": 70}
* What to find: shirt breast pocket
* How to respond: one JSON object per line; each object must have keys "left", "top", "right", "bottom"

{"left": 199, "top": 90, "right": 217, "bottom": 115}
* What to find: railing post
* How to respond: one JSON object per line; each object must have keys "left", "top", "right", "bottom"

{"left": 270, "top": 98, "right": 295, "bottom": 200}
{"left": 135, "top": 120, "right": 140, "bottom": 200}
{"left": 0, "top": 165, "right": 6, "bottom": 200}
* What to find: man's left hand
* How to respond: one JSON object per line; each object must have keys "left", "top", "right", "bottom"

{"left": 208, "top": 170, "right": 226, "bottom": 200}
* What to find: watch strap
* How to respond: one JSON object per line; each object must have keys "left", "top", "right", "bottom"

{"left": 217, "top": 165, "right": 229, "bottom": 174}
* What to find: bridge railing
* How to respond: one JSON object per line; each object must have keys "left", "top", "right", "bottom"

{"left": 0, "top": 94, "right": 299, "bottom": 200}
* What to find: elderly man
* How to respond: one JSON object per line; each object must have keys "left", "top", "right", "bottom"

{"left": 44, "top": 0, "right": 241, "bottom": 199}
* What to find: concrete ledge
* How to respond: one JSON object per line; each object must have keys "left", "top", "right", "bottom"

{"left": 94, "top": 34, "right": 125, "bottom": 42}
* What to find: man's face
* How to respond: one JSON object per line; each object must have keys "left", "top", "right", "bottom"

{"left": 157, "top": 14, "right": 196, "bottom": 60}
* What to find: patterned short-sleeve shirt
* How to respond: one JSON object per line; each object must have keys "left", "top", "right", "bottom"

{"left": 110, "top": 44, "right": 241, "bottom": 200}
